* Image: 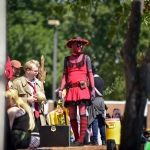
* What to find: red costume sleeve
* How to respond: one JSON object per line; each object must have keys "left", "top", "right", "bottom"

{"left": 5, "top": 56, "right": 13, "bottom": 80}
{"left": 88, "top": 71, "right": 95, "bottom": 89}
{"left": 59, "top": 58, "right": 67, "bottom": 90}
{"left": 86, "top": 56, "right": 95, "bottom": 89}
{"left": 59, "top": 74, "right": 66, "bottom": 90}
{"left": 5, "top": 56, "right": 13, "bottom": 89}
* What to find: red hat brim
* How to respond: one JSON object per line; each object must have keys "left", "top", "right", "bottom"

{"left": 66, "top": 37, "right": 89, "bottom": 49}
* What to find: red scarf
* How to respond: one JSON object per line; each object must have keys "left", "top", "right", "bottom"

{"left": 28, "top": 82, "right": 39, "bottom": 118}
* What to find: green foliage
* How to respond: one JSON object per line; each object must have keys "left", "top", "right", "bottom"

{"left": 107, "top": 0, "right": 150, "bottom": 39}
{"left": 7, "top": 0, "right": 150, "bottom": 100}
{"left": 142, "top": 0, "right": 150, "bottom": 25}
{"left": 104, "top": 76, "right": 126, "bottom": 100}
{"left": 107, "top": 0, "right": 131, "bottom": 40}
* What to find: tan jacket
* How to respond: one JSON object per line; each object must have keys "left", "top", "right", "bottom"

{"left": 12, "top": 76, "right": 45, "bottom": 102}
{"left": 11, "top": 76, "right": 47, "bottom": 125}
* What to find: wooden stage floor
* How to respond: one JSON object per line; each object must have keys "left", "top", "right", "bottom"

{"left": 37, "top": 145, "right": 116, "bottom": 150}
{"left": 18, "top": 144, "right": 146, "bottom": 150}
{"left": 18, "top": 145, "right": 108, "bottom": 150}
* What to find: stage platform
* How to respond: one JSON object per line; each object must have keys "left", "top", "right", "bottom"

{"left": 18, "top": 145, "right": 108, "bottom": 150}
{"left": 37, "top": 145, "right": 118, "bottom": 150}
{"left": 18, "top": 144, "right": 146, "bottom": 150}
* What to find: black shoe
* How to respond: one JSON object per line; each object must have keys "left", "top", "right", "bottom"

{"left": 102, "top": 140, "right": 106, "bottom": 145}
{"left": 84, "top": 141, "right": 92, "bottom": 145}
{"left": 91, "top": 140, "right": 98, "bottom": 145}
{"left": 70, "top": 141, "right": 84, "bottom": 146}
{"left": 84, "top": 139, "right": 90, "bottom": 145}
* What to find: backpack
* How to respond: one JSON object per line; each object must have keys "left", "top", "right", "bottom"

{"left": 107, "top": 139, "right": 117, "bottom": 150}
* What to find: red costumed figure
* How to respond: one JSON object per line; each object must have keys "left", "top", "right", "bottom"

{"left": 5, "top": 56, "right": 13, "bottom": 90}
{"left": 58, "top": 37, "right": 95, "bottom": 146}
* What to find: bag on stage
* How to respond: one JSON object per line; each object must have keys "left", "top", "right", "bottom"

{"left": 40, "top": 125, "right": 70, "bottom": 147}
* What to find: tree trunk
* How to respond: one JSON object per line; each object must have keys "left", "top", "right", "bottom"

{"left": 120, "top": 0, "right": 149, "bottom": 150}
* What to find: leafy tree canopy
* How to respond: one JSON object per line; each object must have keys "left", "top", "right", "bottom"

{"left": 7, "top": 0, "right": 150, "bottom": 100}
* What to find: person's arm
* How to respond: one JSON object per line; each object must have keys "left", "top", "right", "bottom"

{"left": 7, "top": 108, "right": 16, "bottom": 130}
{"left": 86, "top": 56, "right": 95, "bottom": 88}
{"left": 11, "top": 81, "right": 28, "bottom": 103}
{"left": 86, "top": 56, "right": 95, "bottom": 100}
{"left": 58, "top": 58, "right": 68, "bottom": 100}
{"left": 60, "top": 74, "right": 67, "bottom": 90}
{"left": 59, "top": 58, "right": 67, "bottom": 90}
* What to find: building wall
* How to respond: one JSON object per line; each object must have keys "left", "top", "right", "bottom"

{"left": 105, "top": 101, "right": 150, "bottom": 128}
{"left": 105, "top": 101, "right": 125, "bottom": 118}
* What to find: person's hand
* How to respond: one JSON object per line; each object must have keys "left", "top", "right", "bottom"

{"left": 91, "top": 87, "right": 95, "bottom": 101}
{"left": 27, "top": 96, "right": 37, "bottom": 104}
{"left": 58, "top": 89, "right": 63, "bottom": 101}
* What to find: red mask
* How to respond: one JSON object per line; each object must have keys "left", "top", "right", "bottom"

{"left": 72, "top": 42, "right": 83, "bottom": 55}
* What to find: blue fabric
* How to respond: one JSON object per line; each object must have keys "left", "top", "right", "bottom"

{"left": 92, "top": 115, "right": 106, "bottom": 141}
{"left": 92, "top": 117, "right": 98, "bottom": 141}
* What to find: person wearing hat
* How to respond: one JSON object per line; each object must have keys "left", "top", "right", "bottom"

{"left": 11, "top": 60, "right": 22, "bottom": 80}
{"left": 58, "top": 37, "right": 95, "bottom": 146}
{"left": 6, "top": 59, "right": 23, "bottom": 89}
{"left": 10, "top": 60, "right": 22, "bottom": 81}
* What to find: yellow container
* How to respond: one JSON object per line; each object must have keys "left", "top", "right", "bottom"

{"left": 105, "top": 118, "right": 121, "bottom": 145}
{"left": 49, "top": 107, "right": 69, "bottom": 125}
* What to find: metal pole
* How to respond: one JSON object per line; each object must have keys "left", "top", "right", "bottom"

{"left": 0, "top": 0, "right": 6, "bottom": 149}
{"left": 52, "top": 25, "right": 57, "bottom": 101}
